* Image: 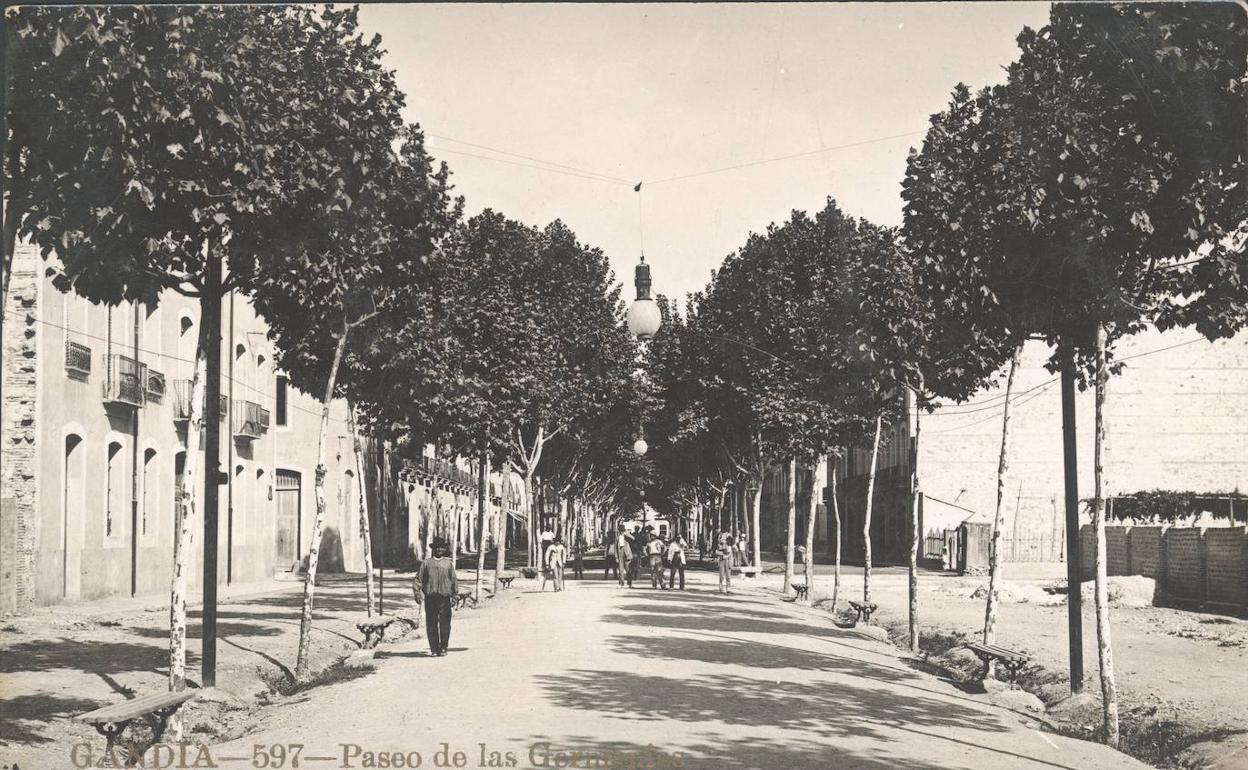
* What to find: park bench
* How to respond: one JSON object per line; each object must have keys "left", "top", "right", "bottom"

{"left": 498, "top": 576, "right": 515, "bottom": 589}
{"left": 964, "top": 642, "right": 1029, "bottom": 683}
{"left": 847, "top": 600, "right": 878, "bottom": 625}
{"left": 355, "top": 616, "right": 396, "bottom": 649}
{"left": 790, "top": 583, "right": 809, "bottom": 600}
{"left": 454, "top": 590, "right": 475, "bottom": 610}
{"left": 738, "top": 566, "right": 760, "bottom": 579}
{"left": 76, "top": 690, "right": 197, "bottom": 767}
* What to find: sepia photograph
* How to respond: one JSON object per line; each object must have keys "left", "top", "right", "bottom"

{"left": 1, "top": 2, "right": 1246, "bottom": 768}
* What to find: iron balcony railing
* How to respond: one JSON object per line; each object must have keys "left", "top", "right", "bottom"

{"left": 231, "top": 400, "right": 270, "bottom": 440}
{"left": 145, "top": 369, "right": 167, "bottom": 404}
{"left": 103, "top": 355, "right": 146, "bottom": 407}
{"left": 172, "top": 381, "right": 228, "bottom": 422}
{"left": 65, "top": 340, "right": 92, "bottom": 377}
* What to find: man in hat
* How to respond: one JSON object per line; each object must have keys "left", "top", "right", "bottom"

{"left": 417, "top": 537, "right": 458, "bottom": 656}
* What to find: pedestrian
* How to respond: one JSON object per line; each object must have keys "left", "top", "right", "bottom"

{"left": 646, "top": 533, "right": 667, "bottom": 589}
{"left": 717, "top": 535, "right": 735, "bottom": 594}
{"left": 666, "top": 535, "right": 687, "bottom": 590}
{"left": 545, "top": 536, "right": 568, "bottom": 591}
{"left": 615, "top": 526, "right": 634, "bottom": 587}
{"left": 623, "top": 527, "right": 640, "bottom": 588}
{"left": 572, "top": 537, "right": 585, "bottom": 580}
{"left": 604, "top": 537, "right": 619, "bottom": 581}
{"left": 417, "top": 537, "right": 457, "bottom": 656}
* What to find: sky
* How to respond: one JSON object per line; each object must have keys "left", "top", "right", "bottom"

{"left": 356, "top": 2, "right": 1053, "bottom": 302}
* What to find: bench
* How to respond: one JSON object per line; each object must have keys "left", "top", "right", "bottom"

{"left": 965, "top": 642, "right": 1029, "bottom": 682}
{"left": 790, "top": 583, "right": 809, "bottom": 600}
{"left": 498, "top": 577, "right": 515, "bottom": 589}
{"left": 77, "top": 691, "right": 197, "bottom": 766}
{"left": 738, "top": 566, "right": 760, "bottom": 578}
{"left": 355, "top": 617, "right": 396, "bottom": 649}
{"left": 453, "top": 591, "right": 475, "bottom": 610}
{"left": 847, "top": 600, "right": 878, "bottom": 625}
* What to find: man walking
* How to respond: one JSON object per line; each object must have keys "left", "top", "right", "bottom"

{"left": 646, "top": 533, "right": 667, "bottom": 589}
{"left": 417, "top": 537, "right": 457, "bottom": 656}
{"left": 545, "top": 536, "right": 568, "bottom": 591}
{"left": 666, "top": 535, "right": 687, "bottom": 590}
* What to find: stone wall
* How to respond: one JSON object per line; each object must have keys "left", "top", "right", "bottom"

{"left": 1, "top": 245, "right": 41, "bottom": 615}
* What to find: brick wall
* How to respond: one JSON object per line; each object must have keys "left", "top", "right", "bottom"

{"left": 1, "top": 246, "right": 41, "bottom": 615}
{"left": 1106, "top": 526, "right": 1131, "bottom": 576}
{"left": 1128, "top": 526, "right": 1164, "bottom": 579}
{"left": 1165, "top": 528, "right": 1205, "bottom": 601}
{"left": 1206, "top": 527, "right": 1248, "bottom": 607}
{"left": 1079, "top": 524, "right": 1247, "bottom": 610}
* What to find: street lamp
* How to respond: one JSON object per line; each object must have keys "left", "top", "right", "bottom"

{"left": 627, "top": 256, "right": 659, "bottom": 458}
{"left": 626, "top": 256, "right": 662, "bottom": 339}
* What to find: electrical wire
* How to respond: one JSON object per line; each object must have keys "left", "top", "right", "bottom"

{"left": 428, "top": 133, "right": 632, "bottom": 184}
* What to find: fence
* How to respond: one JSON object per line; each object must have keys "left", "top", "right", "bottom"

{"left": 1079, "top": 524, "right": 1248, "bottom": 610}
{"left": 1001, "top": 535, "right": 1064, "bottom": 563}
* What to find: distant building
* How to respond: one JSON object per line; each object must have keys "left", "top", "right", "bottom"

{"left": 804, "top": 328, "right": 1248, "bottom": 566}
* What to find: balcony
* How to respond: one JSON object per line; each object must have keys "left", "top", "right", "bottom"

{"left": 232, "top": 400, "right": 270, "bottom": 440}
{"left": 65, "top": 341, "right": 92, "bottom": 378}
{"left": 172, "top": 381, "right": 229, "bottom": 423}
{"left": 103, "top": 355, "right": 146, "bottom": 407}
{"left": 145, "top": 369, "right": 167, "bottom": 404}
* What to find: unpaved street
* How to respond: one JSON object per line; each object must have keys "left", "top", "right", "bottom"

{"left": 217, "top": 572, "right": 1145, "bottom": 770}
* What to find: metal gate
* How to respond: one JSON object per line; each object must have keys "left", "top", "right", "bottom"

{"left": 275, "top": 469, "right": 301, "bottom": 571}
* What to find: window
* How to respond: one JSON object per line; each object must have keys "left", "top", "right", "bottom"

{"left": 174, "top": 452, "right": 187, "bottom": 537}
{"left": 142, "top": 448, "right": 157, "bottom": 538}
{"left": 63, "top": 434, "right": 84, "bottom": 598}
{"left": 106, "top": 441, "right": 123, "bottom": 538}
{"left": 235, "top": 464, "right": 246, "bottom": 545}
{"left": 275, "top": 375, "right": 288, "bottom": 426}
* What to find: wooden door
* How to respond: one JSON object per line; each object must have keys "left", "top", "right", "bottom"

{"left": 275, "top": 469, "right": 301, "bottom": 570}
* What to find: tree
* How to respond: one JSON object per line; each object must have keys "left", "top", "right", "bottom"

{"left": 251, "top": 121, "right": 457, "bottom": 678}
{"left": 7, "top": 4, "right": 412, "bottom": 689}
{"left": 903, "top": 3, "right": 1246, "bottom": 743}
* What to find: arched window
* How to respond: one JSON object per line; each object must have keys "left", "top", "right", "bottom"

{"left": 142, "top": 448, "right": 158, "bottom": 538}
{"left": 106, "top": 441, "right": 123, "bottom": 538}
{"left": 235, "top": 463, "right": 246, "bottom": 545}
{"left": 63, "top": 434, "right": 84, "bottom": 598}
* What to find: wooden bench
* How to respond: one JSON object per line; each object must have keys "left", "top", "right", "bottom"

{"left": 738, "top": 566, "right": 760, "bottom": 578}
{"left": 77, "top": 691, "right": 197, "bottom": 766}
{"left": 355, "top": 617, "right": 396, "bottom": 649}
{"left": 498, "top": 576, "right": 515, "bottom": 589}
{"left": 965, "top": 642, "right": 1029, "bottom": 682}
{"left": 847, "top": 600, "right": 878, "bottom": 625}
{"left": 453, "top": 590, "right": 475, "bottom": 610}
{"left": 790, "top": 583, "right": 809, "bottom": 600}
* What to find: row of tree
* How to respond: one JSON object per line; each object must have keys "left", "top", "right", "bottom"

{"left": 6, "top": 5, "right": 649, "bottom": 690}
{"left": 639, "top": 3, "right": 1245, "bottom": 748}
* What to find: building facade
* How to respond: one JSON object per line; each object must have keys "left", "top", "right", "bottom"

{"left": 1, "top": 243, "right": 371, "bottom": 614}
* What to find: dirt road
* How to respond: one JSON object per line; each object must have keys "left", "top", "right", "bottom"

{"left": 216, "top": 571, "right": 1144, "bottom": 770}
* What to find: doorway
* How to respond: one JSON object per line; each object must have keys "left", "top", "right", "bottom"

{"left": 275, "top": 469, "right": 301, "bottom": 571}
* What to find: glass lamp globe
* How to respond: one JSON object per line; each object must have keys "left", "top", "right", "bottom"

{"left": 627, "top": 299, "right": 662, "bottom": 339}
{"left": 632, "top": 438, "right": 649, "bottom": 456}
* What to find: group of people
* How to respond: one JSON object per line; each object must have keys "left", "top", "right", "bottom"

{"left": 605, "top": 525, "right": 690, "bottom": 590}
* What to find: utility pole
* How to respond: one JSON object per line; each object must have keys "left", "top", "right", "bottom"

{"left": 1061, "top": 346, "right": 1084, "bottom": 694}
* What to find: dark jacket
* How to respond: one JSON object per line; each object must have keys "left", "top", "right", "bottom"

{"left": 418, "top": 556, "right": 458, "bottom": 597}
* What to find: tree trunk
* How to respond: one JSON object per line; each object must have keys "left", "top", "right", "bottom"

{"left": 1093, "top": 323, "right": 1120, "bottom": 748}
{"left": 524, "top": 471, "right": 536, "bottom": 568}
{"left": 494, "top": 468, "right": 507, "bottom": 593}
{"left": 424, "top": 489, "right": 434, "bottom": 560}
{"left": 830, "top": 454, "right": 842, "bottom": 614}
{"left": 783, "top": 457, "right": 797, "bottom": 597}
{"left": 347, "top": 403, "right": 375, "bottom": 617}
{"left": 476, "top": 451, "right": 490, "bottom": 603}
{"left": 863, "top": 414, "right": 883, "bottom": 609}
{"left": 984, "top": 343, "right": 1022, "bottom": 673}
{"left": 803, "top": 459, "right": 818, "bottom": 604}
{"left": 294, "top": 325, "right": 349, "bottom": 681}
{"left": 909, "top": 403, "right": 922, "bottom": 653}
{"left": 169, "top": 328, "right": 208, "bottom": 706}
{"left": 751, "top": 480, "right": 763, "bottom": 568}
